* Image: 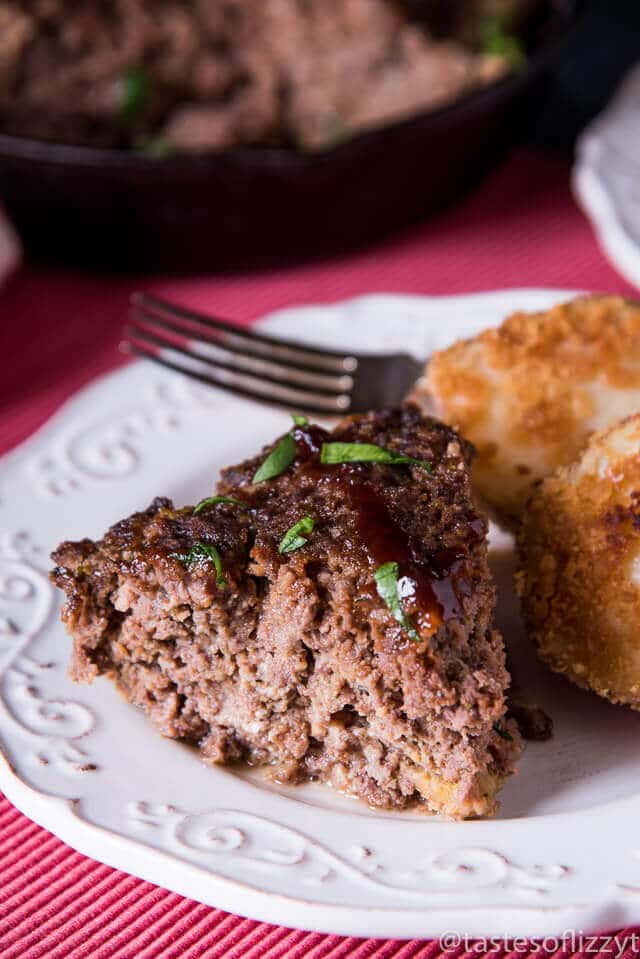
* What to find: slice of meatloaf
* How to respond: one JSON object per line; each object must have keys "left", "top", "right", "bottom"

{"left": 51, "top": 405, "right": 520, "bottom": 819}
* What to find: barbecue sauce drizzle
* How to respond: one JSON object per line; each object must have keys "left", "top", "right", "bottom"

{"left": 292, "top": 424, "right": 468, "bottom": 638}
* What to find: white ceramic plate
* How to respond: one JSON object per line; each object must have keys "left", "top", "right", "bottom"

{"left": 3, "top": 289, "right": 640, "bottom": 939}
{"left": 574, "top": 63, "right": 640, "bottom": 290}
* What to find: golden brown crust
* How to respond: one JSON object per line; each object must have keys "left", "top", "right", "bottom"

{"left": 419, "top": 295, "right": 640, "bottom": 523}
{"left": 517, "top": 413, "right": 640, "bottom": 708}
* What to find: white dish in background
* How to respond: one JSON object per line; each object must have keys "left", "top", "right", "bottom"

{"left": 574, "top": 62, "right": 640, "bottom": 290}
{"left": 0, "top": 205, "right": 20, "bottom": 287}
{"left": 3, "top": 289, "right": 640, "bottom": 939}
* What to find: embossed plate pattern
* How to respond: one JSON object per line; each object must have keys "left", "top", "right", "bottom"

{"left": 2, "top": 290, "right": 640, "bottom": 938}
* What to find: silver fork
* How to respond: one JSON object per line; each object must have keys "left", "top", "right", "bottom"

{"left": 123, "top": 293, "right": 426, "bottom": 414}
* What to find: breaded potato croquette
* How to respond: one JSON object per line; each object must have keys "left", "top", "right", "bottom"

{"left": 517, "top": 414, "right": 640, "bottom": 708}
{"left": 421, "top": 295, "right": 640, "bottom": 523}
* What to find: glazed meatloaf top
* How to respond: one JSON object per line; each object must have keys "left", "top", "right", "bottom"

{"left": 51, "top": 406, "right": 520, "bottom": 818}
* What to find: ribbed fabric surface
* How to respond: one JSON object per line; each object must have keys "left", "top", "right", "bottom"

{"left": 1, "top": 149, "right": 637, "bottom": 956}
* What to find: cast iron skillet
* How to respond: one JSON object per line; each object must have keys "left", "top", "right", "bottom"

{"left": 0, "top": 0, "right": 579, "bottom": 273}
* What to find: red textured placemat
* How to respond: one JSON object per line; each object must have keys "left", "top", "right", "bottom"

{"left": 1, "top": 149, "right": 637, "bottom": 957}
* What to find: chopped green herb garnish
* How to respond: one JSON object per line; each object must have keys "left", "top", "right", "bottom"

{"left": 120, "top": 65, "right": 149, "bottom": 122}
{"left": 493, "top": 720, "right": 513, "bottom": 742}
{"left": 134, "top": 136, "right": 173, "bottom": 157}
{"left": 374, "top": 562, "right": 420, "bottom": 642}
{"left": 320, "top": 442, "right": 432, "bottom": 472}
{"left": 279, "top": 516, "right": 315, "bottom": 554}
{"left": 193, "top": 496, "right": 247, "bottom": 515}
{"left": 169, "top": 542, "right": 226, "bottom": 589}
{"left": 480, "top": 14, "right": 526, "bottom": 68}
{"left": 253, "top": 432, "right": 297, "bottom": 484}
{"left": 252, "top": 413, "right": 311, "bottom": 484}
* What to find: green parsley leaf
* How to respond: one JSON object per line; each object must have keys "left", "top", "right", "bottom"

{"left": 278, "top": 516, "right": 315, "bottom": 554}
{"left": 193, "top": 496, "right": 247, "bottom": 515}
{"left": 320, "top": 442, "right": 432, "bottom": 472}
{"left": 253, "top": 432, "right": 297, "bottom": 484}
{"left": 120, "top": 66, "right": 149, "bottom": 123}
{"left": 291, "top": 414, "right": 309, "bottom": 427}
{"left": 480, "top": 14, "right": 526, "bottom": 68}
{"left": 169, "top": 542, "right": 226, "bottom": 589}
{"left": 133, "top": 136, "right": 173, "bottom": 157}
{"left": 374, "top": 562, "right": 420, "bottom": 642}
{"left": 492, "top": 720, "right": 513, "bottom": 742}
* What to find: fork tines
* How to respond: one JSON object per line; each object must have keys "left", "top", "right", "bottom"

{"left": 123, "top": 292, "right": 357, "bottom": 413}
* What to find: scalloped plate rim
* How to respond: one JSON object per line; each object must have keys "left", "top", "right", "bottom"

{"left": 5, "top": 287, "right": 638, "bottom": 941}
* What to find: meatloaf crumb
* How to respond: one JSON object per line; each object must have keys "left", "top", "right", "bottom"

{"left": 51, "top": 405, "right": 520, "bottom": 819}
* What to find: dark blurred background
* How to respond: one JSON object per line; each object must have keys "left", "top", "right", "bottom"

{"left": 533, "top": 0, "right": 640, "bottom": 147}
